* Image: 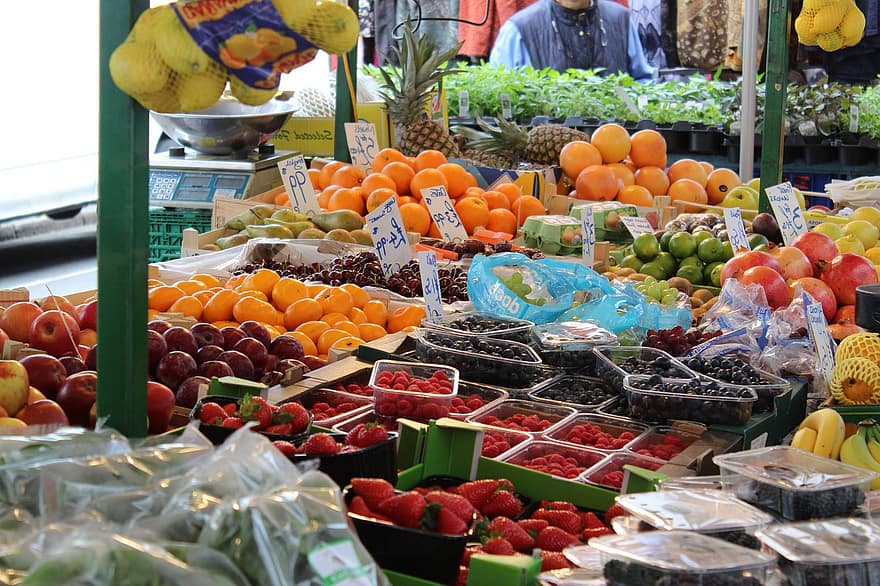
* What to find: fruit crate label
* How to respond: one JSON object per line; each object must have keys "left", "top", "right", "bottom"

{"left": 621, "top": 215, "right": 654, "bottom": 237}
{"left": 500, "top": 93, "right": 512, "bottom": 119}
{"left": 850, "top": 105, "right": 860, "bottom": 133}
{"left": 765, "top": 182, "right": 806, "bottom": 246}
{"left": 581, "top": 211, "right": 596, "bottom": 266}
{"left": 421, "top": 186, "right": 469, "bottom": 242}
{"left": 278, "top": 155, "right": 321, "bottom": 215}
{"left": 307, "top": 539, "right": 372, "bottom": 586}
{"left": 365, "top": 196, "right": 413, "bottom": 278}
{"left": 802, "top": 292, "right": 835, "bottom": 384}
{"left": 344, "top": 122, "right": 378, "bottom": 171}
{"left": 459, "top": 91, "right": 470, "bottom": 118}
{"left": 722, "top": 207, "right": 751, "bottom": 253}
{"left": 418, "top": 250, "right": 444, "bottom": 323}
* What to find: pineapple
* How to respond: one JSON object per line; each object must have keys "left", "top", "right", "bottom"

{"left": 452, "top": 117, "right": 588, "bottom": 166}
{"left": 377, "top": 22, "right": 462, "bottom": 158}
{"left": 293, "top": 87, "right": 335, "bottom": 117}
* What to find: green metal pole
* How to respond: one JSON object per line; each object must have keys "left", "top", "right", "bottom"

{"left": 758, "top": 0, "right": 791, "bottom": 213}
{"left": 333, "top": 0, "right": 359, "bottom": 162}
{"left": 97, "top": 0, "right": 149, "bottom": 437}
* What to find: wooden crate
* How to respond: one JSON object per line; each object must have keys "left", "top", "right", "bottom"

{"left": 210, "top": 186, "right": 286, "bottom": 231}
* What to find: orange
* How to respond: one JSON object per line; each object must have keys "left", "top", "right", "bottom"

{"left": 621, "top": 158, "right": 637, "bottom": 172}
{"left": 462, "top": 186, "right": 485, "bottom": 200}
{"left": 510, "top": 195, "right": 546, "bottom": 227}
{"left": 486, "top": 208, "right": 518, "bottom": 235}
{"left": 147, "top": 309, "right": 159, "bottom": 321}
{"left": 316, "top": 287, "right": 354, "bottom": 315}
{"left": 233, "top": 295, "right": 279, "bottom": 325}
{"left": 289, "top": 330, "right": 318, "bottom": 356}
{"left": 328, "top": 187, "right": 365, "bottom": 215}
{"left": 428, "top": 222, "right": 442, "bottom": 238}
{"left": 616, "top": 184, "right": 654, "bottom": 207}
{"left": 283, "top": 297, "right": 323, "bottom": 330}
{"left": 396, "top": 195, "right": 418, "bottom": 206}
{"left": 454, "top": 196, "right": 490, "bottom": 234}
{"left": 606, "top": 163, "right": 635, "bottom": 190}
{"left": 590, "top": 123, "right": 631, "bottom": 163}
{"left": 340, "top": 283, "right": 370, "bottom": 308}
{"left": 318, "top": 160, "right": 346, "bottom": 189}
{"left": 264, "top": 324, "right": 283, "bottom": 340}
{"left": 400, "top": 202, "right": 432, "bottom": 235}
{"left": 211, "top": 320, "right": 239, "bottom": 329}
{"left": 191, "top": 274, "right": 222, "bottom": 288}
{"left": 438, "top": 163, "right": 476, "bottom": 198}
{"left": 148, "top": 285, "right": 186, "bottom": 312}
{"left": 410, "top": 168, "right": 448, "bottom": 199}
{"left": 236, "top": 289, "right": 268, "bottom": 302}
{"left": 330, "top": 164, "right": 366, "bottom": 188}
{"left": 361, "top": 172, "right": 397, "bottom": 196}
{"left": 482, "top": 190, "right": 511, "bottom": 210}
{"left": 667, "top": 158, "right": 708, "bottom": 188}
{"left": 331, "top": 336, "right": 365, "bottom": 351}
{"left": 193, "top": 289, "right": 215, "bottom": 306}
{"left": 173, "top": 280, "right": 206, "bottom": 295}
{"left": 318, "top": 184, "right": 340, "bottom": 209}
{"left": 406, "top": 156, "right": 417, "bottom": 168}
{"left": 366, "top": 187, "right": 397, "bottom": 213}
{"left": 274, "top": 191, "right": 290, "bottom": 206}
{"left": 241, "top": 268, "right": 281, "bottom": 297}
{"left": 307, "top": 168, "right": 321, "bottom": 189}
{"left": 317, "top": 328, "right": 351, "bottom": 354}
{"left": 700, "top": 161, "right": 714, "bottom": 175}
{"left": 705, "top": 167, "right": 742, "bottom": 205}
{"left": 414, "top": 149, "right": 447, "bottom": 171}
{"left": 226, "top": 274, "right": 246, "bottom": 289}
{"left": 321, "top": 311, "right": 350, "bottom": 326}
{"left": 634, "top": 165, "right": 671, "bottom": 195}
{"left": 333, "top": 320, "right": 361, "bottom": 337}
{"left": 203, "top": 289, "right": 240, "bottom": 322}
{"left": 382, "top": 161, "right": 415, "bottom": 195}
{"left": 387, "top": 305, "right": 427, "bottom": 333}
{"left": 348, "top": 306, "right": 368, "bottom": 324}
{"left": 575, "top": 165, "right": 618, "bottom": 201}
{"left": 559, "top": 141, "right": 602, "bottom": 180}
{"left": 296, "top": 320, "right": 332, "bottom": 343}
{"left": 307, "top": 283, "right": 330, "bottom": 297}
{"left": 357, "top": 322, "right": 387, "bottom": 342}
{"left": 495, "top": 183, "right": 523, "bottom": 207}
{"left": 362, "top": 299, "right": 388, "bottom": 327}
{"left": 371, "top": 147, "right": 407, "bottom": 173}
{"left": 270, "top": 277, "right": 308, "bottom": 311}
{"left": 629, "top": 130, "right": 668, "bottom": 168}
{"left": 147, "top": 278, "right": 165, "bottom": 288}
{"left": 168, "top": 295, "right": 203, "bottom": 320}
{"left": 667, "top": 178, "right": 709, "bottom": 212}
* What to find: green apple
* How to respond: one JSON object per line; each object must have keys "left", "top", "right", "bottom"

{"left": 812, "top": 222, "right": 844, "bottom": 240}
{"left": 843, "top": 219, "right": 880, "bottom": 249}
{"left": 747, "top": 178, "right": 761, "bottom": 192}
{"left": 720, "top": 185, "right": 759, "bottom": 210}
{"left": 835, "top": 233, "right": 866, "bottom": 255}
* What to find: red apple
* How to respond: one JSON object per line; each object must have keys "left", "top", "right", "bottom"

{"left": 263, "top": 353, "right": 279, "bottom": 374}
{"left": 59, "top": 355, "right": 87, "bottom": 376}
{"left": 75, "top": 344, "right": 90, "bottom": 361}
{"left": 175, "top": 376, "right": 210, "bottom": 409}
{"left": 28, "top": 387, "right": 46, "bottom": 404}
{"left": 155, "top": 351, "right": 198, "bottom": 391}
{"left": 239, "top": 321, "right": 271, "bottom": 347}
{"left": 221, "top": 327, "right": 246, "bottom": 350}
{"left": 190, "top": 323, "right": 224, "bottom": 348}
{"left": 79, "top": 328, "right": 97, "bottom": 348}
{"left": 55, "top": 370, "right": 98, "bottom": 426}
{"left": 148, "top": 320, "right": 172, "bottom": 334}
{"left": 233, "top": 337, "right": 269, "bottom": 370}
{"left": 85, "top": 345, "right": 97, "bottom": 371}
{"left": 789, "top": 277, "right": 837, "bottom": 323}
{"left": 146, "top": 381, "right": 176, "bottom": 434}
{"left": 219, "top": 350, "right": 255, "bottom": 380}
{"left": 300, "top": 355, "right": 327, "bottom": 371}
{"left": 198, "top": 360, "right": 234, "bottom": 379}
{"left": 38, "top": 295, "right": 78, "bottom": 320}
{"left": 0, "top": 360, "right": 30, "bottom": 417}
{"left": 19, "top": 354, "right": 66, "bottom": 398}
{"left": 270, "top": 335, "right": 305, "bottom": 360}
{"left": 147, "top": 329, "right": 167, "bottom": 372}
{"left": 0, "top": 302, "right": 43, "bottom": 342}
{"left": 77, "top": 300, "right": 98, "bottom": 330}
{"left": 196, "top": 344, "right": 224, "bottom": 364}
{"left": 162, "top": 326, "right": 198, "bottom": 358}
{"left": 739, "top": 265, "right": 791, "bottom": 309}
{"left": 29, "top": 310, "right": 81, "bottom": 357}
{"left": 16, "top": 399, "right": 69, "bottom": 427}
{"left": 720, "top": 251, "right": 782, "bottom": 286}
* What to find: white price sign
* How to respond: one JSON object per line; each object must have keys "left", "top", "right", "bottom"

{"left": 344, "top": 122, "right": 378, "bottom": 171}
{"left": 803, "top": 292, "right": 835, "bottom": 383}
{"left": 581, "top": 211, "right": 596, "bottom": 266}
{"left": 307, "top": 539, "right": 372, "bottom": 586}
{"left": 277, "top": 155, "right": 320, "bottom": 215}
{"left": 765, "top": 182, "right": 807, "bottom": 246}
{"left": 459, "top": 91, "right": 470, "bottom": 119}
{"left": 421, "top": 186, "right": 469, "bottom": 242}
{"left": 365, "top": 196, "right": 413, "bottom": 278}
{"left": 500, "top": 93, "right": 512, "bottom": 119}
{"left": 723, "top": 207, "right": 751, "bottom": 252}
{"left": 418, "top": 251, "right": 444, "bottom": 323}
{"left": 621, "top": 215, "right": 654, "bottom": 237}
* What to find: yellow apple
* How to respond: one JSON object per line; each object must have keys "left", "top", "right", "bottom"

{"left": 835, "top": 233, "right": 867, "bottom": 255}
{"left": 843, "top": 220, "right": 880, "bottom": 249}
{"left": 812, "top": 222, "right": 845, "bottom": 240}
{"left": 851, "top": 206, "right": 880, "bottom": 228}
{"left": 0, "top": 418, "right": 26, "bottom": 429}
{"left": 720, "top": 185, "right": 759, "bottom": 210}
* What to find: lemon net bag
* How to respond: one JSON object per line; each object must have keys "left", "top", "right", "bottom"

{"left": 795, "top": 0, "right": 866, "bottom": 51}
{"left": 109, "top": 0, "right": 359, "bottom": 113}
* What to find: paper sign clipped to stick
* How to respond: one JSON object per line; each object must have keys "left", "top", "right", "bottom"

{"left": 802, "top": 292, "right": 835, "bottom": 384}
{"left": 765, "top": 182, "right": 807, "bottom": 246}
{"left": 621, "top": 215, "right": 654, "bottom": 237}
{"left": 277, "top": 155, "right": 320, "bottom": 215}
{"left": 418, "top": 251, "right": 444, "bottom": 323}
{"left": 344, "top": 122, "right": 378, "bottom": 171}
{"left": 365, "top": 196, "right": 413, "bottom": 278}
{"left": 723, "top": 207, "right": 751, "bottom": 253}
{"left": 582, "top": 210, "right": 596, "bottom": 266}
{"left": 421, "top": 186, "right": 468, "bottom": 242}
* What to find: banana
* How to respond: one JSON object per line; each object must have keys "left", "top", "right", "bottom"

{"left": 838, "top": 423, "right": 880, "bottom": 490}
{"left": 790, "top": 426, "right": 818, "bottom": 452}
{"left": 866, "top": 424, "right": 880, "bottom": 465}
{"left": 797, "top": 408, "right": 846, "bottom": 459}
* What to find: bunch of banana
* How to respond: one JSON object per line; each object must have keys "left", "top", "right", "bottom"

{"left": 838, "top": 419, "right": 880, "bottom": 489}
{"left": 790, "top": 408, "right": 846, "bottom": 459}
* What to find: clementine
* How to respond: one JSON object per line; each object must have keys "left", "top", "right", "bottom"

{"left": 629, "top": 129, "right": 668, "bottom": 168}
{"left": 575, "top": 165, "right": 618, "bottom": 201}
{"left": 590, "top": 123, "right": 631, "bottom": 163}
{"left": 283, "top": 297, "right": 323, "bottom": 330}
{"left": 559, "top": 140, "right": 602, "bottom": 180}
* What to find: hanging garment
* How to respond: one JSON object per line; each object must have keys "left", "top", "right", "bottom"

{"left": 458, "top": 0, "right": 538, "bottom": 60}
{"left": 661, "top": 0, "right": 680, "bottom": 66}
{"left": 676, "top": 0, "right": 728, "bottom": 70}
{"left": 725, "top": 0, "right": 768, "bottom": 72}
{"left": 630, "top": 0, "right": 666, "bottom": 68}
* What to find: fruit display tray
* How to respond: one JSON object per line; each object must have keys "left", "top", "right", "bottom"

{"left": 475, "top": 425, "right": 531, "bottom": 459}
{"left": 623, "top": 374, "right": 757, "bottom": 427}
{"left": 498, "top": 439, "right": 607, "bottom": 479}
{"left": 580, "top": 451, "right": 666, "bottom": 491}
{"left": 542, "top": 413, "right": 649, "bottom": 452}
{"left": 529, "top": 321, "right": 617, "bottom": 370}
{"left": 447, "top": 381, "right": 509, "bottom": 419}
{"left": 466, "top": 399, "right": 577, "bottom": 435}
{"left": 593, "top": 346, "right": 695, "bottom": 394}
{"left": 625, "top": 425, "right": 701, "bottom": 461}
{"left": 190, "top": 395, "right": 312, "bottom": 445}
{"left": 330, "top": 409, "right": 400, "bottom": 434}
{"left": 288, "top": 431, "right": 398, "bottom": 487}
{"left": 419, "top": 311, "right": 534, "bottom": 343}
{"left": 527, "top": 374, "right": 619, "bottom": 411}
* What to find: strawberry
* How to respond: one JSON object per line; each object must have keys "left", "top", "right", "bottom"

{"left": 425, "top": 491, "right": 476, "bottom": 523}
{"left": 582, "top": 525, "right": 614, "bottom": 541}
{"left": 481, "top": 536, "right": 515, "bottom": 555}
{"left": 239, "top": 395, "right": 273, "bottom": 430}
{"left": 346, "top": 422, "right": 389, "bottom": 448}
{"left": 487, "top": 517, "right": 534, "bottom": 552}
{"left": 539, "top": 500, "right": 579, "bottom": 512}
{"left": 350, "top": 478, "right": 395, "bottom": 510}
{"left": 457, "top": 479, "right": 500, "bottom": 509}
{"left": 517, "top": 518, "right": 549, "bottom": 536}
{"left": 221, "top": 417, "right": 244, "bottom": 429}
{"left": 271, "top": 440, "right": 297, "bottom": 457}
{"left": 532, "top": 509, "right": 583, "bottom": 535}
{"left": 581, "top": 512, "right": 606, "bottom": 529}
{"left": 604, "top": 504, "right": 626, "bottom": 525}
{"left": 279, "top": 402, "right": 311, "bottom": 433}
{"left": 454, "top": 566, "right": 468, "bottom": 586}
{"left": 264, "top": 423, "right": 293, "bottom": 436}
{"left": 302, "top": 433, "right": 340, "bottom": 455}
{"left": 540, "top": 551, "right": 571, "bottom": 571}
{"left": 434, "top": 506, "right": 469, "bottom": 535}
{"left": 222, "top": 403, "right": 238, "bottom": 417}
{"left": 376, "top": 491, "right": 427, "bottom": 528}
{"left": 481, "top": 490, "right": 522, "bottom": 518}
{"left": 198, "top": 402, "right": 227, "bottom": 425}
{"left": 348, "top": 495, "right": 373, "bottom": 517}
{"left": 460, "top": 545, "right": 482, "bottom": 566}
{"left": 535, "top": 526, "right": 580, "bottom": 552}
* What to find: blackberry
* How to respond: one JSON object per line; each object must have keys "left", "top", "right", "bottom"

{"left": 530, "top": 376, "right": 616, "bottom": 407}
{"left": 735, "top": 480, "right": 865, "bottom": 521}
{"left": 626, "top": 377, "right": 754, "bottom": 425}
{"left": 603, "top": 560, "right": 763, "bottom": 585}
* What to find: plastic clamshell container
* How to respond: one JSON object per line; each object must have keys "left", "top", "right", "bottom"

{"left": 542, "top": 413, "right": 649, "bottom": 452}
{"left": 419, "top": 311, "right": 534, "bottom": 342}
{"left": 498, "top": 439, "right": 607, "bottom": 479}
{"left": 324, "top": 368, "right": 374, "bottom": 397}
{"left": 527, "top": 374, "right": 619, "bottom": 410}
{"left": 474, "top": 425, "right": 531, "bottom": 459}
{"left": 755, "top": 518, "right": 880, "bottom": 586}
{"left": 580, "top": 451, "right": 666, "bottom": 491}
{"left": 597, "top": 396, "right": 630, "bottom": 418}
{"left": 530, "top": 321, "right": 617, "bottom": 370}
{"left": 593, "top": 345, "right": 695, "bottom": 393}
{"left": 466, "top": 398, "right": 577, "bottom": 435}
{"left": 625, "top": 425, "right": 702, "bottom": 461}
{"left": 369, "top": 359, "right": 459, "bottom": 422}
{"left": 714, "top": 446, "right": 877, "bottom": 521}
{"left": 330, "top": 409, "right": 399, "bottom": 434}
{"left": 623, "top": 374, "right": 757, "bottom": 426}
{"left": 447, "top": 381, "right": 509, "bottom": 419}
{"left": 282, "top": 387, "right": 372, "bottom": 427}
{"left": 412, "top": 328, "right": 546, "bottom": 389}
{"left": 588, "top": 531, "right": 775, "bottom": 585}
{"left": 677, "top": 355, "right": 791, "bottom": 413}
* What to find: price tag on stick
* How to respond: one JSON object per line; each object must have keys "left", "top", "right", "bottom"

{"left": 500, "top": 93, "right": 512, "bottom": 119}
{"left": 765, "top": 182, "right": 807, "bottom": 246}
{"left": 802, "top": 292, "right": 835, "bottom": 384}
{"left": 418, "top": 251, "right": 444, "bottom": 323}
{"left": 621, "top": 215, "right": 654, "bottom": 237}
{"left": 582, "top": 210, "right": 596, "bottom": 266}
{"left": 344, "top": 122, "right": 378, "bottom": 171}
{"left": 723, "top": 207, "right": 751, "bottom": 253}
{"left": 277, "top": 155, "right": 320, "bottom": 215}
{"left": 365, "top": 197, "right": 414, "bottom": 278}
{"left": 421, "top": 186, "right": 469, "bottom": 242}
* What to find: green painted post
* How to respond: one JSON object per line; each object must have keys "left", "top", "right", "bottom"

{"left": 333, "top": 0, "right": 359, "bottom": 162}
{"left": 97, "top": 0, "right": 149, "bottom": 437}
{"left": 758, "top": 0, "right": 791, "bottom": 213}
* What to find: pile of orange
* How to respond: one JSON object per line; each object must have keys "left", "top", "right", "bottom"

{"left": 146, "top": 270, "right": 426, "bottom": 361}
{"left": 559, "top": 123, "right": 741, "bottom": 213}
{"left": 273, "top": 148, "right": 548, "bottom": 238}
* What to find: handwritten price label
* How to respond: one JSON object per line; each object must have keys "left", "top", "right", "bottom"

{"left": 500, "top": 93, "right": 512, "bottom": 119}
{"left": 765, "top": 182, "right": 806, "bottom": 246}
{"left": 621, "top": 215, "right": 654, "bottom": 237}
{"left": 277, "top": 155, "right": 320, "bottom": 215}
{"left": 581, "top": 210, "right": 596, "bottom": 266}
{"left": 365, "top": 196, "right": 413, "bottom": 278}
{"left": 459, "top": 91, "right": 470, "bottom": 119}
{"left": 344, "top": 122, "right": 378, "bottom": 171}
{"left": 421, "top": 186, "right": 468, "bottom": 242}
{"left": 418, "top": 251, "right": 444, "bottom": 323}
{"left": 723, "top": 207, "right": 751, "bottom": 252}
{"left": 802, "top": 292, "right": 835, "bottom": 383}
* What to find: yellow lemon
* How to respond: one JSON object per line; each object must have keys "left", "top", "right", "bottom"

{"left": 176, "top": 62, "right": 226, "bottom": 112}
{"left": 229, "top": 76, "right": 278, "bottom": 107}
{"left": 109, "top": 41, "right": 169, "bottom": 95}
{"left": 154, "top": 9, "right": 211, "bottom": 74}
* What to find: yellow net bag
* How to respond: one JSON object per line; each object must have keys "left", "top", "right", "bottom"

{"left": 835, "top": 332, "right": 880, "bottom": 365}
{"left": 109, "top": 0, "right": 359, "bottom": 113}
{"left": 831, "top": 357, "right": 880, "bottom": 404}
{"left": 795, "top": 0, "right": 866, "bottom": 51}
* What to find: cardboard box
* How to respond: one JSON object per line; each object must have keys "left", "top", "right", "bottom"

{"left": 272, "top": 101, "right": 393, "bottom": 157}
{"left": 210, "top": 186, "right": 284, "bottom": 230}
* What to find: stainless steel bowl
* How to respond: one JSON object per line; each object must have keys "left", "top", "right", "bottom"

{"left": 151, "top": 99, "right": 297, "bottom": 156}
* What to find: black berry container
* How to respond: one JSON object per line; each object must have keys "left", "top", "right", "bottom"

{"left": 623, "top": 374, "right": 757, "bottom": 426}
{"left": 677, "top": 354, "right": 791, "bottom": 413}
{"left": 419, "top": 311, "right": 534, "bottom": 343}
{"left": 529, "top": 321, "right": 617, "bottom": 372}
{"left": 527, "top": 374, "right": 619, "bottom": 411}
{"left": 190, "top": 395, "right": 312, "bottom": 445}
{"left": 593, "top": 346, "right": 696, "bottom": 394}
{"left": 288, "top": 431, "right": 398, "bottom": 487}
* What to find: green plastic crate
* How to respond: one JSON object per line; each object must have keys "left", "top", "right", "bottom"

{"left": 148, "top": 207, "right": 212, "bottom": 263}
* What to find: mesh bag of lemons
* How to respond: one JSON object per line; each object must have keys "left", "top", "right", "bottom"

{"left": 109, "top": 0, "right": 359, "bottom": 113}
{"left": 795, "top": 0, "right": 866, "bottom": 52}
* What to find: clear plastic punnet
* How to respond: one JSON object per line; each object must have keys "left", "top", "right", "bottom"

{"left": 530, "top": 321, "right": 617, "bottom": 370}
{"left": 419, "top": 311, "right": 534, "bottom": 342}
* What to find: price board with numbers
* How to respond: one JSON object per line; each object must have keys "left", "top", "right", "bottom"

{"left": 344, "top": 122, "right": 378, "bottom": 171}
{"left": 421, "top": 186, "right": 468, "bottom": 242}
{"left": 723, "top": 207, "right": 751, "bottom": 253}
{"left": 581, "top": 210, "right": 596, "bottom": 265}
{"left": 277, "top": 154, "right": 320, "bottom": 215}
{"left": 765, "top": 182, "right": 807, "bottom": 246}
{"left": 365, "top": 197, "right": 413, "bottom": 278}
{"left": 418, "top": 251, "right": 444, "bottom": 322}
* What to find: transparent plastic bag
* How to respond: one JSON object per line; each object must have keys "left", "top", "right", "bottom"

{"left": 700, "top": 279, "right": 772, "bottom": 348}
{"left": 0, "top": 426, "right": 129, "bottom": 469}
{"left": 760, "top": 289, "right": 825, "bottom": 386}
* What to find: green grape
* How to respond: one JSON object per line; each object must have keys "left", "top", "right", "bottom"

{"left": 661, "top": 289, "right": 679, "bottom": 305}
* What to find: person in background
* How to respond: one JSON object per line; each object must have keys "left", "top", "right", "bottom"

{"left": 458, "top": 0, "right": 539, "bottom": 64}
{"left": 489, "top": 0, "right": 656, "bottom": 81}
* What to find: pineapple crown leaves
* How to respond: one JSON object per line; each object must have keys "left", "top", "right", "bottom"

{"left": 450, "top": 116, "right": 528, "bottom": 155}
